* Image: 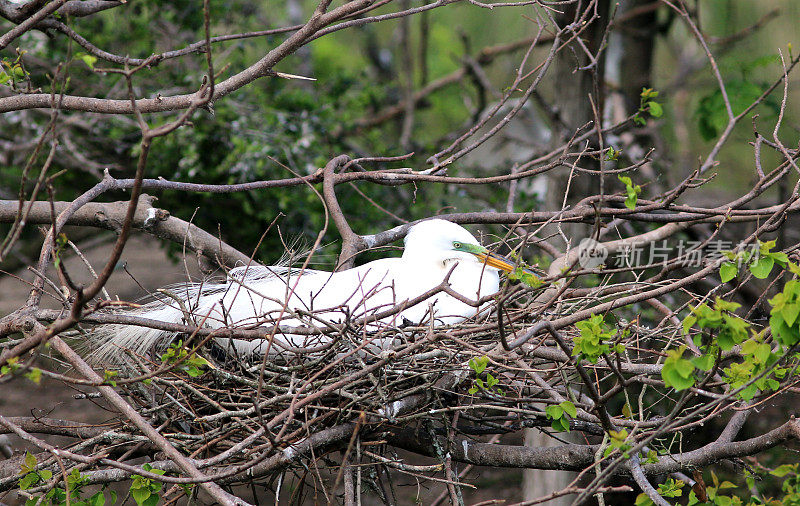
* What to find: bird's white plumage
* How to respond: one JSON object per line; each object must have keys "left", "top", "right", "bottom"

{"left": 89, "top": 219, "right": 503, "bottom": 363}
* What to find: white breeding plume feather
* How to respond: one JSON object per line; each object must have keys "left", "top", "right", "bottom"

{"left": 88, "top": 219, "right": 527, "bottom": 364}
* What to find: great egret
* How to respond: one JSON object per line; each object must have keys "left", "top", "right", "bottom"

{"left": 89, "top": 219, "right": 526, "bottom": 363}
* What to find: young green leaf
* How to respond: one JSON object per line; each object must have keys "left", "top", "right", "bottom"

{"left": 545, "top": 404, "right": 563, "bottom": 420}
{"left": 469, "top": 356, "right": 488, "bottom": 374}
{"left": 750, "top": 255, "right": 774, "bottom": 279}
{"left": 719, "top": 261, "right": 737, "bottom": 283}
{"left": 559, "top": 401, "right": 577, "bottom": 418}
{"left": 662, "top": 346, "right": 696, "bottom": 391}
{"left": 691, "top": 353, "right": 715, "bottom": 371}
{"left": 24, "top": 368, "right": 41, "bottom": 384}
{"left": 771, "top": 463, "right": 797, "bottom": 477}
{"left": 782, "top": 302, "right": 800, "bottom": 327}
{"left": 77, "top": 53, "right": 98, "bottom": 70}
{"left": 647, "top": 101, "right": 663, "bottom": 118}
{"left": 551, "top": 416, "right": 570, "bottom": 432}
{"left": 618, "top": 174, "right": 641, "bottom": 210}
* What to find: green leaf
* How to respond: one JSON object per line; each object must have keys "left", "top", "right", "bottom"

{"left": 691, "top": 353, "right": 715, "bottom": 371}
{"left": 715, "top": 297, "right": 741, "bottom": 312}
{"left": 739, "top": 384, "right": 758, "bottom": 401}
{"left": 621, "top": 403, "right": 634, "bottom": 419}
{"left": 550, "top": 416, "right": 570, "bottom": 432}
{"left": 770, "top": 292, "right": 787, "bottom": 312}
{"left": 89, "top": 491, "right": 106, "bottom": 506}
{"left": 682, "top": 315, "right": 697, "bottom": 334}
{"left": 662, "top": 347, "right": 696, "bottom": 391}
{"left": 719, "top": 314, "right": 749, "bottom": 349}
{"left": 609, "top": 429, "right": 628, "bottom": 443}
{"left": 675, "top": 358, "right": 695, "bottom": 377}
{"left": 771, "top": 251, "right": 789, "bottom": 265}
{"left": 719, "top": 262, "right": 737, "bottom": 283}
{"left": 143, "top": 493, "right": 160, "bottom": 506}
{"left": 605, "top": 147, "right": 621, "bottom": 161}
{"left": 647, "top": 101, "right": 663, "bottom": 118}
{"left": 618, "top": 175, "right": 642, "bottom": 210}
{"left": 754, "top": 343, "right": 771, "bottom": 364}
{"left": 24, "top": 367, "right": 42, "bottom": 384}
{"left": 770, "top": 464, "right": 797, "bottom": 477}
{"left": 573, "top": 314, "right": 614, "bottom": 363}
{"left": 750, "top": 255, "right": 774, "bottom": 279}
{"left": 469, "top": 356, "right": 488, "bottom": 374}
{"left": 559, "top": 401, "right": 577, "bottom": 418}
{"left": 545, "top": 405, "right": 563, "bottom": 420}
{"left": 625, "top": 191, "right": 638, "bottom": 210}
{"left": 657, "top": 478, "right": 685, "bottom": 497}
{"left": 717, "top": 331, "right": 735, "bottom": 351}
{"left": 759, "top": 239, "right": 777, "bottom": 252}
{"left": 770, "top": 312, "right": 799, "bottom": 346}
{"left": 19, "top": 473, "right": 38, "bottom": 490}
{"left": 78, "top": 53, "right": 98, "bottom": 70}
{"left": 741, "top": 339, "right": 758, "bottom": 355}
{"left": 131, "top": 486, "right": 151, "bottom": 506}
{"left": 516, "top": 270, "right": 541, "bottom": 287}
{"left": 643, "top": 88, "right": 658, "bottom": 99}
{"left": 785, "top": 279, "right": 800, "bottom": 298}
{"left": 22, "top": 451, "right": 37, "bottom": 474}
{"left": 782, "top": 302, "right": 800, "bottom": 327}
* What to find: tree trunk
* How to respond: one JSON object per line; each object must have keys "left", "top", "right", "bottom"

{"left": 526, "top": 1, "right": 610, "bottom": 503}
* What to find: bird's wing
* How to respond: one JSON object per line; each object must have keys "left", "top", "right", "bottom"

{"left": 228, "top": 264, "right": 328, "bottom": 282}
{"left": 320, "top": 258, "right": 403, "bottom": 316}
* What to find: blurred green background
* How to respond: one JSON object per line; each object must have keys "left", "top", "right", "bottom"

{"left": 1, "top": 0, "right": 798, "bottom": 267}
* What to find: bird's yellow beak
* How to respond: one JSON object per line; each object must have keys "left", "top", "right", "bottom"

{"left": 474, "top": 249, "right": 535, "bottom": 276}
{"left": 456, "top": 242, "right": 537, "bottom": 278}
{"left": 475, "top": 250, "right": 514, "bottom": 273}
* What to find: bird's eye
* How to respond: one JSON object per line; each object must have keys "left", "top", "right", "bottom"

{"left": 453, "top": 241, "right": 462, "bottom": 249}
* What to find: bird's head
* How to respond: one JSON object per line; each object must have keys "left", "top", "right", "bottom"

{"left": 402, "top": 219, "right": 525, "bottom": 275}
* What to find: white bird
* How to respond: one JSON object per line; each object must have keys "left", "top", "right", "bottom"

{"left": 89, "top": 219, "right": 525, "bottom": 363}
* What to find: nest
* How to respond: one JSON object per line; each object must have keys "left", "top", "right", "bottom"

{"left": 112, "top": 318, "right": 528, "bottom": 445}
{"left": 6, "top": 273, "right": 765, "bottom": 506}
{"left": 85, "top": 295, "right": 678, "bottom": 489}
